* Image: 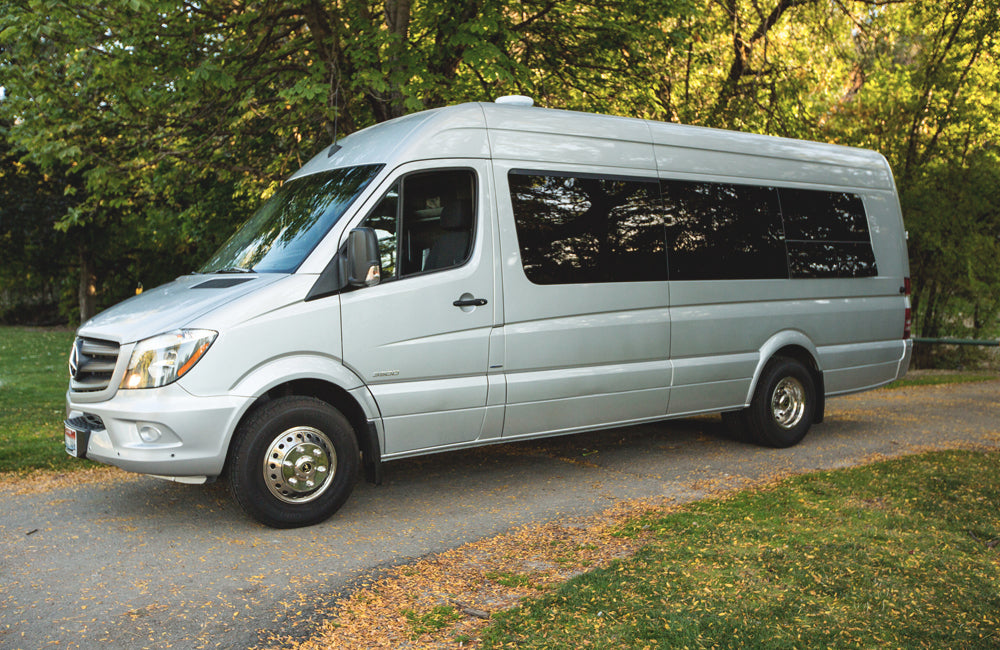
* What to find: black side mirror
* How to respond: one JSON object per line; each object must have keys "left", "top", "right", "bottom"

{"left": 346, "top": 227, "right": 381, "bottom": 287}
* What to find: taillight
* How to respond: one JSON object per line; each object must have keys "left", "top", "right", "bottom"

{"left": 904, "top": 277, "right": 911, "bottom": 296}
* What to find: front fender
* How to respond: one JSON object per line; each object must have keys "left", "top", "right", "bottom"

{"left": 203, "top": 354, "right": 384, "bottom": 481}
{"left": 230, "top": 353, "right": 368, "bottom": 400}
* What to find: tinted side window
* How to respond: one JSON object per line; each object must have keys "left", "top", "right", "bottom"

{"left": 361, "top": 169, "right": 476, "bottom": 280}
{"left": 509, "top": 172, "right": 666, "bottom": 284}
{"left": 787, "top": 242, "right": 878, "bottom": 278}
{"left": 779, "top": 188, "right": 877, "bottom": 278}
{"left": 662, "top": 180, "right": 787, "bottom": 280}
{"left": 780, "top": 188, "right": 870, "bottom": 241}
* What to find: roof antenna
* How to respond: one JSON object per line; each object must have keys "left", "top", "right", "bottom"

{"left": 328, "top": 84, "right": 343, "bottom": 157}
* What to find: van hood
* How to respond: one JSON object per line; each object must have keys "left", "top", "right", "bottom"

{"left": 77, "top": 274, "right": 285, "bottom": 344}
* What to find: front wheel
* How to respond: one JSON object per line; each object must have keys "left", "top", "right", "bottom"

{"left": 744, "top": 357, "right": 816, "bottom": 448}
{"left": 227, "top": 396, "right": 359, "bottom": 528}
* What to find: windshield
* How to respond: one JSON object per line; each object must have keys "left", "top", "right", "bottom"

{"left": 200, "top": 164, "right": 383, "bottom": 274}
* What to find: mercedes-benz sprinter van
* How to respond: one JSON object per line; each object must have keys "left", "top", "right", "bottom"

{"left": 64, "top": 99, "right": 912, "bottom": 527}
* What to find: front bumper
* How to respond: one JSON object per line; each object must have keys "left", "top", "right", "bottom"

{"left": 65, "top": 383, "right": 249, "bottom": 477}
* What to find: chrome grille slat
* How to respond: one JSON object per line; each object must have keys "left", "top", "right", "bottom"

{"left": 80, "top": 340, "right": 120, "bottom": 356}
{"left": 70, "top": 377, "right": 112, "bottom": 391}
{"left": 69, "top": 337, "right": 121, "bottom": 394}
{"left": 80, "top": 359, "right": 117, "bottom": 373}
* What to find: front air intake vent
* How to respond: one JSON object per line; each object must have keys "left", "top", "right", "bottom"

{"left": 69, "top": 337, "right": 121, "bottom": 393}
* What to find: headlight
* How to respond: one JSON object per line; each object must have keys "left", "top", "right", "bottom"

{"left": 120, "top": 329, "right": 218, "bottom": 389}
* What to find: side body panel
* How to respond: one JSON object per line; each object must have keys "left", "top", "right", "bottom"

{"left": 667, "top": 277, "right": 907, "bottom": 415}
{"left": 491, "top": 157, "right": 672, "bottom": 439}
{"left": 339, "top": 159, "right": 500, "bottom": 457}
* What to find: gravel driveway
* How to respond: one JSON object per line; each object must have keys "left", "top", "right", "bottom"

{"left": 1, "top": 380, "right": 997, "bottom": 650}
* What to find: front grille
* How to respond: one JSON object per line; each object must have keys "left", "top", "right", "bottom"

{"left": 70, "top": 337, "right": 121, "bottom": 393}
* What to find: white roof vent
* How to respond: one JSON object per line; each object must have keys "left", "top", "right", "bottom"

{"left": 494, "top": 95, "right": 534, "bottom": 107}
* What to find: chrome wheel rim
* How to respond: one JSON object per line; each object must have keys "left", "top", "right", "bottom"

{"left": 771, "top": 377, "right": 806, "bottom": 429}
{"left": 263, "top": 426, "right": 336, "bottom": 504}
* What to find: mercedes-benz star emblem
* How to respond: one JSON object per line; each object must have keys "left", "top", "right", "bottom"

{"left": 69, "top": 339, "right": 81, "bottom": 380}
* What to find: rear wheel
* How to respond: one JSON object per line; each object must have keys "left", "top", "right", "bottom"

{"left": 227, "top": 396, "right": 359, "bottom": 528}
{"left": 744, "top": 357, "right": 816, "bottom": 448}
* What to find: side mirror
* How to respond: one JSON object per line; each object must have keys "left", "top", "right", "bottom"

{"left": 346, "top": 227, "right": 381, "bottom": 287}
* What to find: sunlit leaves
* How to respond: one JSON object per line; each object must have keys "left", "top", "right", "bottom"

{"left": 1, "top": 0, "right": 998, "bottom": 332}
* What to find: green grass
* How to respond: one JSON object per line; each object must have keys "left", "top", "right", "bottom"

{"left": 403, "top": 605, "right": 463, "bottom": 638}
{"left": 487, "top": 571, "right": 540, "bottom": 590}
{"left": 0, "top": 326, "right": 87, "bottom": 473}
{"left": 479, "top": 450, "right": 1000, "bottom": 649}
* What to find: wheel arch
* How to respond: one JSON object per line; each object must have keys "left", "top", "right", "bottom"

{"left": 225, "top": 358, "right": 383, "bottom": 485}
{"left": 748, "top": 332, "right": 826, "bottom": 424}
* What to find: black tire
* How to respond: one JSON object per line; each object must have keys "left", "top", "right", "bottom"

{"left": 227, "top": 396, "right": 359, "bottom": 528}
{"left": 744, "top": 357, "right": 816, "bottom": 448}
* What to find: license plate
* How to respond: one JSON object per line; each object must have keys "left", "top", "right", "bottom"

{"left": 64, "top": 423, "right": 82, "bottom": 457}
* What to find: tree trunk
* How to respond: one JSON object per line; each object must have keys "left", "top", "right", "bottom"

{"left": 78, "top": 248, "right": 97, "bottom": 323}
{"left": 383, "top": 0, "right": 412, "bottom": 121}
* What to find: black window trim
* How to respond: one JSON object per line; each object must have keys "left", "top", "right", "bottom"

{"left": 359, "top": 166, "right": 480, "bottom": 285}
{"left": 509, "top": 167, "right": 662, "bottom": 185}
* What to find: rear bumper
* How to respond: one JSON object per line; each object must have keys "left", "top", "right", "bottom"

{"left": 899, "top": 337, "right": 914, "bottom": 377}
{"left": 819, "top": 338, "right": 912, "bottom": 396}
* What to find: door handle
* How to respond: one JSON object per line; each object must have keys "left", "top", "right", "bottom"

{"left": 453, "top": 297, "right": 488, "bottom": 307}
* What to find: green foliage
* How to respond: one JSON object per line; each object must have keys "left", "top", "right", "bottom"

{"left": 481, "top": 450, "right": 1000, "bottom": 648}
{"left": 0, "top": 326, "right": 86, "bottom": 472}
{"left": 1, "top": 0, "right": 998, "bottom": 342}
{"left": 0, "top": 0, "right": 688, "bottom": 321}
{"left": 905, "top": 155, "right": 1000, "bottom": 341}
{"left": 816, "top": 0, "right": 1000, "bottom": 347}
{"left": 0, "top": 122, "right": 76, "bottom": 324}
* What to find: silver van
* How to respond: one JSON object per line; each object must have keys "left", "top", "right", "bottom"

{"left": 64, "top": 99, "right": 912, "bottom": 527}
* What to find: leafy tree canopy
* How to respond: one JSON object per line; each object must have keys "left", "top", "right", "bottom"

{"left": 1, "top": 0, "right": 998, "bottom": 349}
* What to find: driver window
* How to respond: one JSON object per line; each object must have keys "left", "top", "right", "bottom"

{"left": 362, "top": 183, "right": 399, "bottom": 278}
{"left": 360, "top": 169, "right": 476, "bottom": 281}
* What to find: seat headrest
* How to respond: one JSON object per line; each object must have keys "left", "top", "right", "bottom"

{"left": 440, "top": 199, "right": 472, "bottom": 230}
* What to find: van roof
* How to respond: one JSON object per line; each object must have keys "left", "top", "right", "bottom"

{"left": 291, "top": 102, "right": 893, "bottom": 191}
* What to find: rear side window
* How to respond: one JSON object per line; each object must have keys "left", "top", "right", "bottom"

{"left": 662, "top": 180, "right": 787, "bottom": 281}
{"left": 509, "top": 171, "right": 666, "bottom": 284}
{"left": 785, "top": 241, "right": 878, "bottom": 278}
{"left": 507, "top": 170, "right": 878, "bottom": 284}
{"left": 780, "top": 188, "right": 877, "bottom": 278}
{"left": 780, "top": 189, "right": 870, "bottom": 241}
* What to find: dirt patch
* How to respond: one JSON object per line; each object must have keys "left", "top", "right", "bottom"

{"left": 0, "top": 465, "right": 139, "bottom": 495}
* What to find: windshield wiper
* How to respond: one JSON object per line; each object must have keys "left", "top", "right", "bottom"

{"left": 216, "top": 266, "right": 256, "bottom": 274}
